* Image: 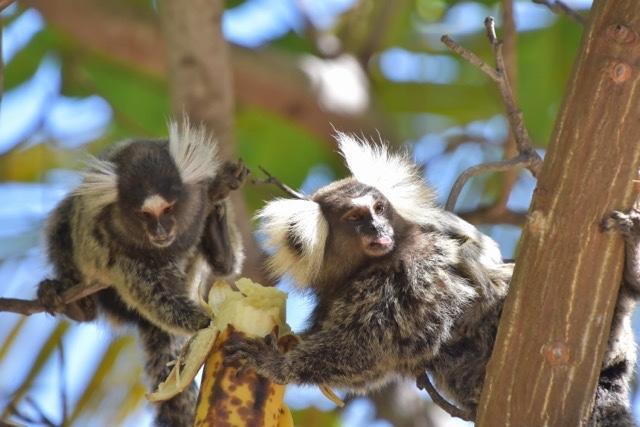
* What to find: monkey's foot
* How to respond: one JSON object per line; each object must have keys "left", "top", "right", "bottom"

{"left": 36, "top": 279, "right": 66, "bottom": 314}
{"left": 602, "top": 210, "right": 640, "bottom": 236}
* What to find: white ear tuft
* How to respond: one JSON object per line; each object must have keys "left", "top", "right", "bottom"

{"left": 73, "top": 155, "right": 118, "bottom": 213}
{"left": 336, "top": 132, "right": 436, "bottom": 225}
{"left": 168, "top": 116, "right": 220, "bottom": 184}
{"left": 256, "top": 199, "right": 329, "bottom": 287}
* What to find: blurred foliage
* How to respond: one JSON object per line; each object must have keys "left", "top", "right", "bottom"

{"left": 0, "top": 0, "right": 589, "bottom": 425}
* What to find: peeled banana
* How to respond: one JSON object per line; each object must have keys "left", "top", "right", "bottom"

{"left": 147, "top": 278, "right": 294, "bottom": 427}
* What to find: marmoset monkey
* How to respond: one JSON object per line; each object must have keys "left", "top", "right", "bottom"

{"left": 37, "top": 120, "right": 246, "bottom": 427}
{"left": 227, "top": 134, "right": 639, "bottom": 426}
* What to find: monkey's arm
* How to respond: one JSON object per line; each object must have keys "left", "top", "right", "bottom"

{"left": 225, "top": 326, "right": 383, "bottom": 388}
{"left": 200, "top": 201, "right": 243, "bottom": 277}
{"left": 113, "top": 260, "right": 211, "bottom": 335}
{"left": 200, "top": 160, "right": 247, "bottom": 277}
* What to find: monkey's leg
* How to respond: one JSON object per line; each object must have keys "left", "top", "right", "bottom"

{"left": 139, "top": 322, "right": 197, "bottom": 427}
{"left": 114, "top": 262, "right": 211, "bottom": 334}
{"left": 591, "top": 210, "right": 640, "bottom": 427}
{"left": 38, "top": 198, "right": 97, "bottom": 321}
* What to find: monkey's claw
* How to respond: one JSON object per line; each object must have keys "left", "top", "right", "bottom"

{"left": 602, "top": 210, "right": 640, "bottom": 236}
{"left": 416, "top": 372, "right": 429, "bottom": 391}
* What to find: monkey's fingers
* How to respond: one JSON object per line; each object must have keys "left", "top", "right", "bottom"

{"left": 602, "top": 210, "right": 640, "bottom": 236}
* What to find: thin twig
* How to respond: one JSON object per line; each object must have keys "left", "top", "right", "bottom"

{"left": 441, "top": 36, "right": 500, "bottom": 82}
{"left": 253, "top": 166, "right": 307, "bottom": 200}
{"left": 442, "top": 17, "right": 543, "bottom": 212}
{"left": 417, "top": 373, "right": 473, "bottom": 421}
{"left": 495, "top": 0, "right": 520, "bottom": 212}
{"left": 532, "top": 0, "right": 586, "bottom": 25}
{"left": 446, "top": 154, "right": 534, "bottom": 211}
{"left": 0, "top": 282, "right": 110, "bottom": 316}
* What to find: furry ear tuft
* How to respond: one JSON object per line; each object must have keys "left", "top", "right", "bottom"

{"left": 168, "top": 116, "right": 220, "bottom": 184}
{"left": 73, "top": 156, "right": 118, "bottom": 213}
{"left": 336, "top": 132, "right": 436, "bottom": 225}
{"left": 256, "top": 199, "right": 329, "bottom": 287}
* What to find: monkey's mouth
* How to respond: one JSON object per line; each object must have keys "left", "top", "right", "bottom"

{"left": 150, "top": 234, "right": 176, "bottom": 248}
{"left": 364, "top": 235, "right": 394, "bottom": 257}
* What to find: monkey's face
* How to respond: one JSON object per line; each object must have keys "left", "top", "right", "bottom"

{"left": 137, "top": 194, "right": 178, "bottom": 248}
{"left": 314, "top": 180, "right": 397, "bottom": 259}
{"left": 114, "top": 142, "right": 185, "bottom": 249}
{"left": 339, "top": 194, "right": 395, "bottom": 258}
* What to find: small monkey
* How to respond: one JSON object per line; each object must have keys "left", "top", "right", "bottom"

{"left": 37, "top": 120, "right": 246, "bottom": 426}
{"left": 227, "top": 134, "right": 639, "bottom": 426}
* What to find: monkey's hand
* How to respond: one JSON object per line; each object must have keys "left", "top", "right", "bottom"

{"left": 603, "top": 209, "right": 640, "bottom": 293}
{"left": 224, "top": 334, "right": 288, "bottom": 384}
{"left": 37, "top": 279, "right": 97, "bottom": 321}
{"left": 602, "top": 209, "right": 640, "bottom": 236}
{"left": 208, "top": 160, "right": 249, "bottom": 202}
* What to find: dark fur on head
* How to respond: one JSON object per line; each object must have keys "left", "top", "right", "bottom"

{"left": 37, "top": 119, "right": 246, "bottom": 427}
{"left": 231, "top": 133, "right": 639, "bottom": 426}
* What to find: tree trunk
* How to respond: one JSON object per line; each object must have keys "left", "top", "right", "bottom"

{"left": 477, "top": 1, "right": 640, "bottom": 425}
{"left": 159, "top": 0, "right": 267, "bottom": 284}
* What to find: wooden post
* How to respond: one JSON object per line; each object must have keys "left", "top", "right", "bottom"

{"left": 477, "top": 1, "right": 640, "bottom": 425}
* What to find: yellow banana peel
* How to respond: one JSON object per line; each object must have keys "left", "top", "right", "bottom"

{"left": 147, "top": 278, "right": 294, "bottom": 427}
{"left": 148, "top": 278, "right": 344, "bottom": 426}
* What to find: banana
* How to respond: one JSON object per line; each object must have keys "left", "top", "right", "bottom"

{"left": 148, "top": 278, "right": 294, "bottom": 427}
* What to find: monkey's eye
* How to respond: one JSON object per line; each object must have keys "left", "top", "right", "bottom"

{"left": 373, "top": 202, "right": 385, "bottom": 215}
{"left": 163, "top": 204, "right": 175, "bottom": 215}
{"left": 139, "top": 211, "right": 154, "bottom": 221}
{"left": 343, "top": 211, "right": 364, "bottom": 222}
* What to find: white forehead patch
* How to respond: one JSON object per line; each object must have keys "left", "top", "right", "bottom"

{"left": 142, "top": 194, "right": 169, "bottom": 216}
{"left": 351, "top": 194, "right": 374, "bottom": 207}
{"left": 336, "top": 132, "right": 437, "bottom": 225}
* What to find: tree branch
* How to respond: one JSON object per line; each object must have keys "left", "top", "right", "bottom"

{"left": 0, "top": 282, "right": 109, "bottom": 316}
{"left": 459, "top": 205, "right": 527, "bottom": 226}
{"left": 442, "top": 17, "right": 543, "bottom": 212}
{"left": 253, "top": 167, "right": 307, "bottom": 200}
{"left": 495, "top": 0, "right": 520, "bottom": 211}
{"left": 445, "top": 154, "right": 535, "bottom": 211}
{"left": 416, "top": 373, "right": 473, "bottom": 422}
{"left": 532, "top": 0, "right": 586, "bottom": 25}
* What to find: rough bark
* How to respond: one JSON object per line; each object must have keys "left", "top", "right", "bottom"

{"left": 24, "top": 0, "right": 382, "bottom": 142}
{"left": 477, "top": 1, "right": 640, "bottom": 425}
{"left": 158, "top": 0, "right": 265, "bottom": 283}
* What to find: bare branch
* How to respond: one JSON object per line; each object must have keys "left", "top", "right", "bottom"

{"left": 459, "top": 206, "right": 527, "bottom": 226}
{"left": 442, "top": 17, "right": 544, "bottom": 212}
{"left": 445, "top": 154, "right": 537, "bottom": 211}
{"left": 440, "top": 35, "right": 500, "bottom": 82}
{"left": 417, "top": 373, "right": 474, "bottom": 422}
{"left": 532, "top": 0, "right": 586, "bottom": 25}
{"left": 495, "top": 0, "right": 520, "bottom": 211}
{"left": 0, "top": 282, "right": 109, "bottom": 316}
{"left": 253, "top": 166, "right": 308, "bottom": 200}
